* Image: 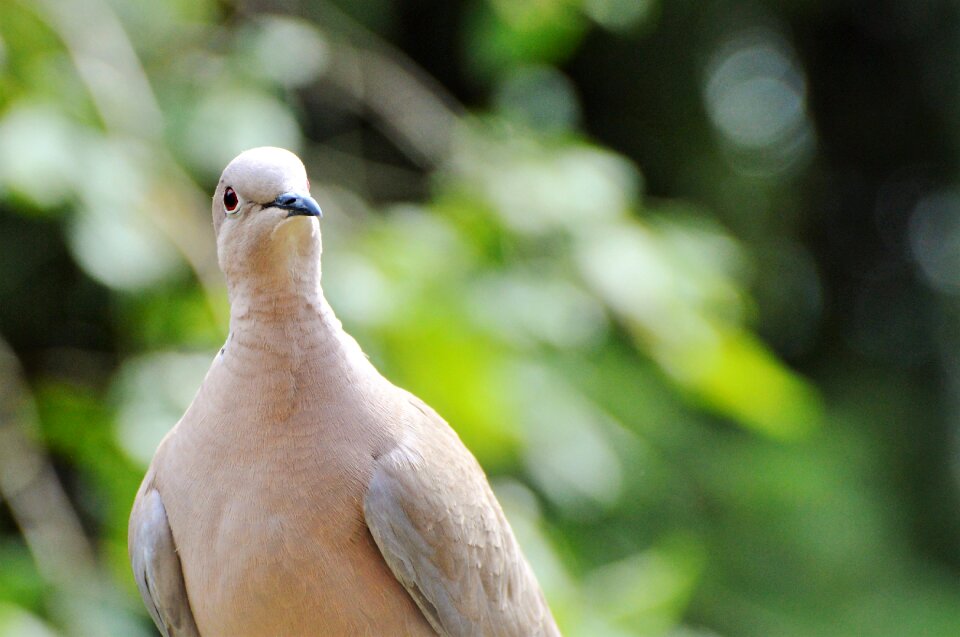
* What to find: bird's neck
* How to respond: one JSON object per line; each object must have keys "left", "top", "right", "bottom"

{"left": 223, "top": 255, "right": 370, "bottom": 388}
{"left": 226, "top": 263, "right": 323, "bottom": 326}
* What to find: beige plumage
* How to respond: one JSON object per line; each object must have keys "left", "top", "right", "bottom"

{"left": 128, "top": 147, "right": 560, "bottom": 637}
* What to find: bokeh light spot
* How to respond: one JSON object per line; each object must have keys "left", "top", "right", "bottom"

{"left": 704, "top": 31, "right": 815, "bottom": 175}
{"left": 909, "top": 190, "right": 960, "bottom": 293}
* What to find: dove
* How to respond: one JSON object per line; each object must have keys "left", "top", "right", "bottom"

{"left": 128, "top": 147, "right": 560, "bottom": 637}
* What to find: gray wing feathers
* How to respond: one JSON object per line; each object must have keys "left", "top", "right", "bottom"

{"left": 364, "top": 400, "right": 559, "bottom": 637}
{"left": 129, "top": 489, "right": 201, "bottom": 637}
{"left": 365, "top": 468, "right": 451, "bottom": 635}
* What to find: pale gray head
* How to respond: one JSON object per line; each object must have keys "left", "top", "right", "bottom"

{"left": 212, "top": 147, "right": 323, "bottom": 287}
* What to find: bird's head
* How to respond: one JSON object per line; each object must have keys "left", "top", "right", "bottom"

{"left": 212, "top": 147, "right": 323, "bottom": 286}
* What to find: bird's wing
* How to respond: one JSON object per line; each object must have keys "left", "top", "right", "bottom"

{"left": 364, "top": 395, "right": 559, "bottom": 637}
{"left": 129, "top": 487, "right": 201, "bottom": 637}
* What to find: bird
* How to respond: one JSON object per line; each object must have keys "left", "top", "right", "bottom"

{"left": 128, "top": 147, "right": 560, "bottom": 637}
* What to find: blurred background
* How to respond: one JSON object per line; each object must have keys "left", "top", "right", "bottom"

{"left": 1, "top": 0, "right": 960, "bottom": 635}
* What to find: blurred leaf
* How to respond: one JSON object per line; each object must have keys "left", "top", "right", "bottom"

{"left": 584, "top": 534, "right": 705, "bottom": 633}
{"left": 582, "top": 0, "right": 659, "bottom": 34}
{"left": 110, "top": 352, "right": 213, "bottom": 466}
{"left": 0, "top": 604, "right": 59, "bottom": 637}
{"left": 659, "top": 328, "right": 822, "bottom": 440}
{"left": 118, "top": 282, "right": 225, "bottom": 350}
{"left": 178, "top": 87, "right": 302, "bottom": 177}
{"left": 466, "top": 0, "right": 587, "bottom": 79}
{"left": 32, "top": 382, "right": 143, "bottom": 556}
{"left": 237, "top": 15, "right": 331, "bottom": 89}
{"left": 0, "top": 103, "right": 86, "bottom": 211}
{"left": 0, "top": 542, "right": 46, "bottom": 615}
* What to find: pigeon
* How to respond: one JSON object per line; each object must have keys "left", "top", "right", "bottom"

{"left": 129, "top": 147, "right": 560, "bottom": 637}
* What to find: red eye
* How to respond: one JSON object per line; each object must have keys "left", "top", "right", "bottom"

{"left": 224, "top": 187, "right": 239, "bottom": 213}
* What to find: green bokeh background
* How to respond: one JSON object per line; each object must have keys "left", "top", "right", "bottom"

{"left": 2, "top": 1, "right": 959, "bottom": 635}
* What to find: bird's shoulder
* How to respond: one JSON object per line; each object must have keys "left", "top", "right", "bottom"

{"left": 376, "top": 390, "right": 491, "bottom": 501}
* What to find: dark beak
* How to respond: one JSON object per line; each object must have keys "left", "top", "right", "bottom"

{"left": 272, "top": 192, "right": 323, "bottom": 218}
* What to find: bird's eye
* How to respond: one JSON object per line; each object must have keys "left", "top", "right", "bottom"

{"left": 224, "top": 187, "right": 240, "bottom": 214}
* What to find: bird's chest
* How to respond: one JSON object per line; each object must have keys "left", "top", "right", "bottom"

{"left": 159, "top": 422, "right": 406, "bottom": 636}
